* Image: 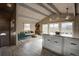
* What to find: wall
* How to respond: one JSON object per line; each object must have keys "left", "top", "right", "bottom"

{"left": 38, "top": 15, "right": 79, "bottom": 38}
{"left": 16, "top": 19, "right": 35, "bottom": 33}
{"left": 16, "top": 18, "right": 35, "bottom": 44}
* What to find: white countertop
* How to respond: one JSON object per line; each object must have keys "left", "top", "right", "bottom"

{"left": 42, "top": 34, "right": 79, "bottom": 39}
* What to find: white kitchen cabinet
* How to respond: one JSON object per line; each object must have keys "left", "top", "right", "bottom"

{"left": 42, "top": 34, "right": 79, "bottom": 56}
{"left": 64, "top": 37, "right": 79, "bottom": 50}
{"left": 64, "top": 47, "right": 79, "bottom": 56}
{"left": 43, "top": 34, "right": 63, "bottom": 55}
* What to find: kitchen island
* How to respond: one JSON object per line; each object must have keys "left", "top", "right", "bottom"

{"left": 42, "top": 34, "right": 79, "bottom": 56}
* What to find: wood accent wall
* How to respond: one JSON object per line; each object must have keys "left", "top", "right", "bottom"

{"left": 0, "top": 3, "right": 16, "bottom": 47}
{"left": 9, "top": 8, "right": 16, "bottom": 46}
{"left": 0, "top": 18, "right": 9, "bottom": 47}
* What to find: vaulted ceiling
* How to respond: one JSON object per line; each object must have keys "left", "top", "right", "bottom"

{"left": 16, "top": 3, "right": 79, "bottom": 23}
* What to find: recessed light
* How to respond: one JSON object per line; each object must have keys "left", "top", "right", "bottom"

{"left": 7, "top": 3, "right": 12, "bottom": 7}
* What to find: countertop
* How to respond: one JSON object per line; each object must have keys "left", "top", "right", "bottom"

{"left": 42, "top": 34, "right": 79, "bottom": 39}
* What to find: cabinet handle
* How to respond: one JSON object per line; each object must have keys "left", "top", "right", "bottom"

{"left": 70, "top": 53, "right": 76, "bottom": 56}
{"left": 71, "top": 43, "right": 77, "bottom": 45}
{"left": 48, "top": 39, "right": 50, "bottom": 41}
{"left": 54, "top": 41, "right": 58, "bottom": 43}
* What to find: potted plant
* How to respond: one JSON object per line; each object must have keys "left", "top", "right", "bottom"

{"left": 55, "top": 31, "right": 60, "bottom": 35}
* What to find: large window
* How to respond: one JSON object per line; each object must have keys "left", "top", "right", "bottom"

{"left": 24, "top": 24, "right": 30, "bottom": 31}
{"left": 49, "top": 23, "right": 59, "bottom": 35}
{"left": 42, "top": 22, "right": 73, "bottom": 37}
{"left": 42, "top": 24, "right": 48, "bottom": 34}
{"left": 61, "top": 22, "right": 73, "bottom": 37}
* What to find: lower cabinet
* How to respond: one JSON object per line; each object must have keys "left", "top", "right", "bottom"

{"left": 43, "top": 35, "right": 63, "bottom": 55}
{"left": 49, "top": 45, "right": 62, "bottom": 55}
{"left": 64, "top": 37, "right": 79, "bottom": 56}
{"left": 64, "top": 37, "right": 79, "bottom": 50}
{"left": 64, "top": 47, "right": 79, "bottom": 56}
{"left": 42, "top": 34, "right": 79, "bottom": 56}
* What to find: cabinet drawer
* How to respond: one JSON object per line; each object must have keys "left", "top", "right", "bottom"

{"left": 44, "top": 36, "right": 51, "bottom": 44}
{"left": 42, "top": 34, "right": 50, "bottom": 39}
{"left": 49, "top": 45, "right": 62, "bottom": 54}
{"left": 44, "top": 36, "right": 51, "bottom": 40}
{"left": 64, "top": 47, "right": 79, "bottom": 56}
{"left": 44, "top": 40, "right": 62, "bottom": 54}
{"left": 43, "top": 38, "right": 52, "bottom": 49}
{"left": 51, "top": 36, "right": 62, "bottom": 40}
{"left": 64, "top": 38, "right": 79, "bottom": 50}
{"left": 44, "top": 41, "right": 52, "bottom": 50}
{"left": 51, "top": 36, "right": 62, "bottom": 46}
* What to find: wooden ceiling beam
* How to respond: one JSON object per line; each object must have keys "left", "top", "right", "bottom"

{"left": 18, "top": 3, "right": 49, "bottom": 17}
{"left": 47, "top": 3, "right": 61, "bottom": 15}
{"left": 37, "top": 3, "right": 56, "bottom": 14}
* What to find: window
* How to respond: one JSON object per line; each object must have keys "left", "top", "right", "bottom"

{"left": 42, "top": 24, "right": 48, "bottom": 34}
{"left": 49, "top": 23, "right": 59, "bottom": 35}
{"left": 24, "top": 24, "right": 30, "bottom": 31}
{"left": 42, "top": 22, "right": 73, "bottom": 37}
{"left": 61, "top": 22, "right": 73, "bottom": 37}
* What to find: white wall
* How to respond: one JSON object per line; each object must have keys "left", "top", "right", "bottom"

{"left": 16, "top": 18, "right": 35, "bottom": 34}
{"left": 16, "top": 17, "right": 36, "bottom": 45}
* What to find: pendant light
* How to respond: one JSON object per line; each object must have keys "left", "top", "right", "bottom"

{"left": 65, "top": 8, "right": 70, "bottom": 20}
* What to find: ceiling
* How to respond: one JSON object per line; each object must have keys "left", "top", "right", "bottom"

{"left": 17, "top": 3, "right": 79, "bottom": 23}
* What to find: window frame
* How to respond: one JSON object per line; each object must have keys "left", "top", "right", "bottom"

{"left": 24, "top": 23, "right": 31, "bottom": 31}
{"left": 49, "top": 23, "right": 60, "bottom": 35}
{"left": 42, "top": 21, "right": 73, "bottom": 37}
{"left": 60, "top": 21, "right": 73, "bottom": 37}
{"left": 42, "top": 24, "right": 49, "bottom": 34}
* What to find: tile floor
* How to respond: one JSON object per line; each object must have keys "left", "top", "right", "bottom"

{"left": 0, "top": 35, "right": 43, "bottom": 56}
{"left": 0, "top": 35, "right": 57, "bottom": 56}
